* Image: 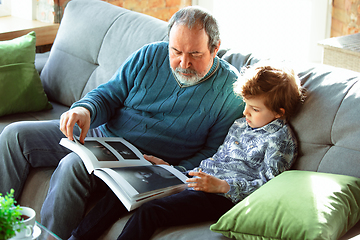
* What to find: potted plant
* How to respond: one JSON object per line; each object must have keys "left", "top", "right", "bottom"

{"left": 0, "top": 189, "right": 24, "bottom": 240}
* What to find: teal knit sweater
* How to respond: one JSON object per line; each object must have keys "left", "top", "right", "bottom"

{"left": 72, "top": 41, "right": 244, "bottom": 170}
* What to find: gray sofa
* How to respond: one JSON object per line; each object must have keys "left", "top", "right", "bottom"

{"left": 1, "top": 0, "right": 360, "bottom": 239}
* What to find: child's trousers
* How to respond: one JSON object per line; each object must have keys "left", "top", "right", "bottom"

{"left": 70, "top": 188, "right": 234, "bottom": 240}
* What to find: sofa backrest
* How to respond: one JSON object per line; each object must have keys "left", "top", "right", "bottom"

{"left": 291, "top": 64, "right": 360, "bottom": 178}
{"left": 40, "top": 0, "right": 168, "bottom": 107}
{"left": 221, "top": 50, "right": 360, "bottom": 178}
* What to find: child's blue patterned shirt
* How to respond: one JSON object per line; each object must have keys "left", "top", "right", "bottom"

{"left": 192, "top": 117, "right": 298, "bottom": 203}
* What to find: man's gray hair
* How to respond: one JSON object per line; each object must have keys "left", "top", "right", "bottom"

{"left": 168, "top": 6, "right": 220, "bottom": 53}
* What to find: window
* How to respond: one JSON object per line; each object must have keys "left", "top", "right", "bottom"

{"left": 193, "top": 0, "right": 331, "bottom": 63}
{"left": 0, "top": 0, "right": 11, "bottom": 17}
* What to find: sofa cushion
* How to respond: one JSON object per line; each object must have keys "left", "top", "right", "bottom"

{"left": 40, "top": 0, "right": 168, "bottom": 107}
{"left": 291, "top": 64, "right": 360, "bottom": 178}
{"left": 0, "top": 31, "right": 52, "bottom": 117}
{"left": 0, "top": 101, "right": 68, "bottom": 134}
{"left": 210, "top": 170, "right": 360, "bottom": 240}
{"left": 220, "top": 49, "right": 261, "bottom": 72}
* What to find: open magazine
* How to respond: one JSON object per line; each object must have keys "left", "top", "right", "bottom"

{"left": 60, "top": 137, "right": 188, "bottom": 211}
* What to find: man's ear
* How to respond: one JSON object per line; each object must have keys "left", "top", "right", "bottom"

{"left": 212, "top": 40, "right": 221, "bottom": 57}
{"left": 276, "top": 108, "right": 285, "bottom": 119}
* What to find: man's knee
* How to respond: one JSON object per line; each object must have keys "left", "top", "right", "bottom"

{"left": 1, "top": 120, "right": 60, "bottom": 143}
{"left": 57, "top": 153, "right": 87, "bottom": 175}
{"left": 1, "top": 122, "right": 28, "bottom": 140}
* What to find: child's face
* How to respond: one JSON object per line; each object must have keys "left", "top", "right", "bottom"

{"left": 243, "top": 96, "right": 281, "bottom": 128}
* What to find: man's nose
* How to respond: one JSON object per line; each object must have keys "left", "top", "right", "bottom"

{"left": 180, "top": 55, "right": 191, "bottom": 69}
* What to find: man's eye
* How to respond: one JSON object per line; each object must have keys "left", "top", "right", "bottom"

{"left": 173, "top": 50, "right": 182, "bottom": 55}
{"left": 192, "top": 54, "right": 202, "bottom": 58}
{"left": 253, "top": 108, "right": 259, "bottom": 112}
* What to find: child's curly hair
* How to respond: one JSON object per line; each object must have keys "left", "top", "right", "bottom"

{"left": 234, "top": 62, "right": 305, "bottom": 121}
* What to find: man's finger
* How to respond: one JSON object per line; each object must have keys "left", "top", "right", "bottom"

{"left": 66, "top": 118, "right": 75, "bottom": 141}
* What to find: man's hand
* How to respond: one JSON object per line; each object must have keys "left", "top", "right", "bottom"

{"left": 143, "top": 155, "right": 170, "bottom": 166}
{"left": 186, "top": 169, "right": 230, "bottom": 194}
{"left": 60, "top": 107, "right": 91, "bottom": 144}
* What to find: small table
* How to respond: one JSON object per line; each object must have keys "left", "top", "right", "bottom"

{"left": 34, "top": 221, "right": 61, "bottom": 240}
{"left": 318, "top": 33, "right": 360, "bottom": 73}
{"left": 0, "top": 16, "right": 59, "bottom": 52}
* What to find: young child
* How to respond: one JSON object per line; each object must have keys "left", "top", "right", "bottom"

{"left": 68, "top": 63, "right": 305, "bottom": 240}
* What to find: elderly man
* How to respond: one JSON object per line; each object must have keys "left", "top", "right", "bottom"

{"left": 0, "top": 6, "right": 243, "bottom": 239}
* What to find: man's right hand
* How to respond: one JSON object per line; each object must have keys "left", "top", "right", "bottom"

{"left": 60, "top": 107, "right": 91, "bottom": 144}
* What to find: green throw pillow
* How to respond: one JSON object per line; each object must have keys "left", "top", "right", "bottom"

{"left": 210, "top": 170, "right": 360, "bottom": 240}
{"left": 0, "top": 31, "right": 52, "bottom": 117}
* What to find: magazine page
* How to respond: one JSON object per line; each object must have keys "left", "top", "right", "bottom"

{"left": 59, "top": 137, "right": 151, "bottom": 174}
{"left": 92, "top": 170, "right": 133, "bottom": 211}
{"left": 97, "top": 165, "right": 187, "bottom": 198}
{"left": 94, "top": 165, "right": 188, "bottom": 211}
{"left": 160, "top": 165, "right": 188, "bottom": 182}
{"left": 95, "top": 168, "right": 169, "bottom": 211}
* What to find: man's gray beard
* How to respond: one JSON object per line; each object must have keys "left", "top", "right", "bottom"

{"left": 172, "top": 67, "right": 203, "bottom": 86}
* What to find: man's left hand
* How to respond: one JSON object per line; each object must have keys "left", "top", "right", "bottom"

{"left": 143, "top": 154, "right": 170, "bottom": 166}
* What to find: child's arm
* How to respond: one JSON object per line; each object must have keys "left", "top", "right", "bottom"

{"left": 186, "top": 169, "right": 230, "bottom": 194}
{"left": 222, "top": 133, "right": 298, "bottom": 202}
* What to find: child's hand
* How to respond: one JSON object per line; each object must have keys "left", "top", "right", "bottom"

{"left": 187, "top": 169, "right": 230, "bottom": 194}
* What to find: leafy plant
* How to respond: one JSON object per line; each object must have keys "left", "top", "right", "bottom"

{"left": 0, "top": 189, "right": 23, "bottom": 240}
